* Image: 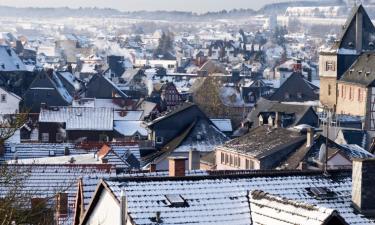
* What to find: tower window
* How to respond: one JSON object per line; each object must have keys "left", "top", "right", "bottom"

{"left": 328, "top": 84, "right": 332, "bottom": 96}
{"left": 325, "top": 61, "right": 335, "bottom": 71}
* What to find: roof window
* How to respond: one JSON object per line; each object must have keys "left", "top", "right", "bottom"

{"left": 306, "top": 187, "right": 335, "bottom": 199}
{"left": 165, "top": 194, "right": 188, "bottom": 207}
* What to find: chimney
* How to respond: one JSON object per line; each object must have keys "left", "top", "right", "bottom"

{"left": 275, "top": 112, "right": 282, "bottom": 128}
{"left": 149, "top": 163, "right": 157, "bottom": 172}
{"left": 0, "top": 142, "right": 4, "bottom": 156}
{"left": 298, "top": 161, "right": 308, "bottom": 171}
{"left": 356, "top": 9, "right": 363, "bottom": 52}
{"left": 56, "top": 193, "right": 68, "bottom": 218}
{"left": 352, "top": 158, "right": 375, "bottom": 216}
{"left": 155, "top": 211, "right": 161, "bottom": 223}
{"left": 168, "top": 157, "right": 187, "bottom": 177}
{"left": 189, "top": 148, "right": 200, "bottom": 171}
{"left": 306, "top": 128, "right": 314, "bottom": 148}
{"left": 120, "top": 190, "right": 128, "bottom": 225}
{"left": 293, "top": 59, "right": 302, "bottom": 73}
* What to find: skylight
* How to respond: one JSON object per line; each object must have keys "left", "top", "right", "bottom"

{"left": 165, "top": 194, "right": 187, "bottom": 207}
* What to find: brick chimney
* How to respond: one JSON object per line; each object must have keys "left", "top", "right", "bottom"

{"left": 293, "top": 59, "right": 302, "bottom": 73}
{"left": 169, "top": 157, "right": 187, "bottom": 177}
{"left": 352, "top": 158, "right": 375, "bottom": 216}
{"left": 189, "top": 148, "right": 200, "bottom": 171}
{"left": 56, "top": 192, "right": 68, "bottom": 218}
{"left": 149, "top": 163, "right": 157, "bottom": 172}
{"left": 306, "top": 128, "right": 314, "bottom": 148}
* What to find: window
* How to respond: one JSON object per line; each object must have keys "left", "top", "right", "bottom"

{"left": 230, "top": 155, "right": 233, "bottom": 165}
{"left": 41, "top": 133, "right": 49, "bottom": 142}
{"left": 221, "top": 152, "right": 225, "bottom": 164}
{"left": 237, "top": 157, "right": 241, "bottom": 167}
{"left": 328, "top": 84, "right": 332, "bottom": 96}
{"left": 246, "top": 159, "right": 255, "bottom": 169}
{"left": 246, "top": 159, "right": 250, "bottom": 169}
{"left": 358, "top": 89, "right": 362, "bottom": 102}
{"left": 341, "top": 85, "right": 344, "bottom": 98}
{"left": 349, "top": 87, "right": 353, "bottom": 100}
{"left": 325, "top": 61, "right": 335, "bottom": 71}
{"left": 225, "top": 154, "right": 229, "bottom": 164}
{"left": 0, "top": 94, "right": 6, "bottom": 103}
{"left": 156, "top": 137, "right": 163, "bottom": 144}
{"left": 234, "top": 156, "right": 237, "bottom": 166}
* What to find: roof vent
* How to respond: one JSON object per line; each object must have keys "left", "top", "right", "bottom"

{"left": 366, "top": 71, "right": 371, "bottom": 77}
{"left": 76, "top": 111, "right": 82, "bottom": 116}
{"left": 49, "top": 150, "right": 55, "bottom": 156}
{"left": 349, "top": 42, "right": 354, "bottom": 48}
{"left": 165, "top": 194, "right": 187, "bottom": 207}
{"left": 10, "top": 146, "right": 16, "bottom": 153}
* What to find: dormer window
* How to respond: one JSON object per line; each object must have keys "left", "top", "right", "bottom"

{"left": 348, "top": 42, "right": 354, "bottom": 48}
{"left": 284, "top": 92, "right": 290, "bottom": 99}
{"left": 297, "top": 92, "right": 303, "bottom": 99}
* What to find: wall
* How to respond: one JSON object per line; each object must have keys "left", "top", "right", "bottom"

{"left": 336, "top": 83, "right": 367, "bottom": 116}
{"left": 215, "top": 149, "right": 260, "bottom": 170}
{"left": 0, "top": 88, "right": 20, "bottom": 114}
{"left": 319, "top": 54, "right": 337, "bottom": 108}
{"left": 84, "top": 189, "right": 120, "bottom": 225}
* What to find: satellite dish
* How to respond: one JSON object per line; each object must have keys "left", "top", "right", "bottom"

{"left": 319, "top": 143, "right": 327, "bottom": 163}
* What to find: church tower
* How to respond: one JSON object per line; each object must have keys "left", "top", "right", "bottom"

{"left": 319, "top": 5, "right": 375, "bottom": 109}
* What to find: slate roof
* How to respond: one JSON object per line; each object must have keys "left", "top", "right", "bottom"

{"left": 0, "top": 45, "right": 27, "bottom": 71}
{"left": 247, "top": 98, "right": 317, "bottom": 128}
{"left": 210, "top": 119, "right": 233, "bottom": 132}
{"left": 268, "top": 72, "right": 319, "bottom": 102}
{"left": 39, "top": 107, "right": 113, "bottom": 131}
{"left": 220, "top": 126, "right": 305, "bottom": 159}
{"left": 340, "top": 129, "right": 366, "bottom": 148}
{"left": 98, "top": 170, "right": 375, "bottom": 225}
{"left": 339, "top": 53, "right": 375, "bottom": 87}
{"left": 0, "top": 164, "right": 115, "bottom": 225}
{"left": 331, "top": 5, "right": 375, "bottom": 52}
{"left": 280, "top": 134, "right": 373, "bottom": 170}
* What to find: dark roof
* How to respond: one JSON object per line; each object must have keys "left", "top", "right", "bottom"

{"left": 247, "top": 98, "right": 317, "bottom": 128}
{"left": 332, "top": 5, "right": 375, "bottom": 51}
{"left": 339, "top": 53, "right": 375, "bottom": 86}
{"left": 268, "top": 72, "right": 319, "bottom": 102}
{"left": 338, "top": 129, "right": 366, "bottom": 147}
{"left": 281, "top": 134, "right": 373, "bottom": 169}
{"left": 220, "top": 126, "right": 305, "bottom": 159}
{"left": 147, "top": 102, "right": 195, "bottom": 127}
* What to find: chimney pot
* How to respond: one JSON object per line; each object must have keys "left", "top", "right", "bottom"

{"left": 275, "top": 112, "right": 282, "bottom": 128}
{"left": 352, "top": 158, "right": 375, "bottom": 216}
{"left": 56, "top": 193, "right": 68, "bottom": 218}
{"left": 306, "top": 128, "right": 314, "bottom": 148}
{"left": 169, "top": 157, "right": 187, "bottom": 177}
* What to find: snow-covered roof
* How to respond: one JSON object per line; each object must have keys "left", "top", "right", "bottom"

{"left": 0, "top": 45, "right": 27, "bottom": 71}
{"left": 114, "top": 110, "right": 143, "bottom": 121}
{"left": 210, "top": 119, "right": 233, "bottom": 132}
{"left": 39, "top": 107, "right": 113, "bottom": 131}
{"left": 102, "top": 170, "right": 374, "bottom": 225}
{"left": 114, "top": 121, "right": 148, "bottom": 136}
{"left": 0, "top": 164, "right": 115, "bottom": 225}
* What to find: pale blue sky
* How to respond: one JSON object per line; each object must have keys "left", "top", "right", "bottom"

{"left": 0, "top": 0, "right": 296, "bottom": 12}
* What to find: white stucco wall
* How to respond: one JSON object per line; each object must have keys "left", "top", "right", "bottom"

{"left": 0, "top": 88, "right": 20, "bottom": 114}
{"left": 84, "top": 189, "right": 121, "bottom": 225}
